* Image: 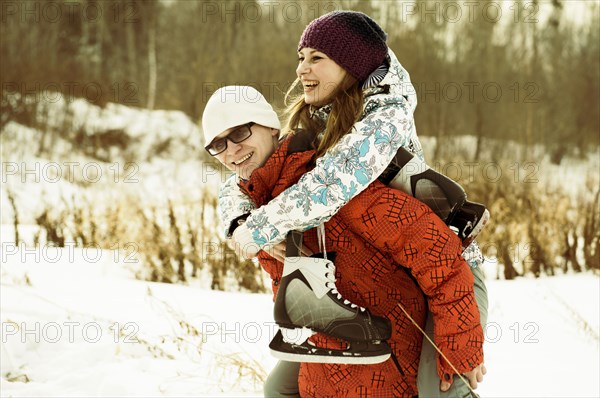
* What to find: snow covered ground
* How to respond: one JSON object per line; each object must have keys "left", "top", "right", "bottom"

{"left": 1, "top": 94, "right": 598, "bottom": 396}
{"left": 1, "top": 237, "right": 598, "bottom": 397}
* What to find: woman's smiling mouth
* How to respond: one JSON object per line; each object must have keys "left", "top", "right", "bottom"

{"left": 303, "top": 81, "right": 319, "bottom": 92}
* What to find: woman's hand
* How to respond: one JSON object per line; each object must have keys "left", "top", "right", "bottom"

{"left": 230, "top": 224, "right": 260, "bottom": 260}
{"left": 230, "top": 225, "right": 313, "bottom": 261}
{"left": 265, "top": 241, "right": 313, "bottom": 263}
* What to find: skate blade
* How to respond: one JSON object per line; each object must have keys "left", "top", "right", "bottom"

{"left": 269, "top": 330, "right": 391, "bottom": 365}
{"left": 270, "top": 349, "right": 391, "bottom": 365}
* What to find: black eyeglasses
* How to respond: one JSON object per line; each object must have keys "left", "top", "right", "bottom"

{"left": 205, "top": 123, "right": 255, "bottom": 156}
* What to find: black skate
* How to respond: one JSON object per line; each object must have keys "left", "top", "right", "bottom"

{"left": 379, "top": 147, "right": 490, "bottom": 250}
{"left": 269, "top": 231, "right": 392, "bottom": 364}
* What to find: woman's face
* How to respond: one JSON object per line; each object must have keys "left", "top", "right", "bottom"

{"left": 296, "top": 47, "right": 347, "bottom": 107}
{"left": 213, "top": 124, "right": 279, "bottom": 180}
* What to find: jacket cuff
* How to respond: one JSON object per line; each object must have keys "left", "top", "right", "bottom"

{"left": 227, "top": 214, "right": 250, "bottom": 238}
{"left": 437, "top": 333, "right": 484, "bottom": 384}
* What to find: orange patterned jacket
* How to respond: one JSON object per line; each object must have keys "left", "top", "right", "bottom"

{"left": 239, "top": 132, "right": 484, "bottom": 397}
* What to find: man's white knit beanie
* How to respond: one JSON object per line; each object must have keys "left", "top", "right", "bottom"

{"left": 202, "top": 86, "right": 281, "bottom": 146}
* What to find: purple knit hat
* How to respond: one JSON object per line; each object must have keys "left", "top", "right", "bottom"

{"left": 298, "top": 11, "right": 388, "bottom": 82}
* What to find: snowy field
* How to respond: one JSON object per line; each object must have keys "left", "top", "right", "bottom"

{"left": 1, "top": 95, "right": 598, "bottom": 396}
{"left": 1, "top": 236, "right": 598, "bottom": 397}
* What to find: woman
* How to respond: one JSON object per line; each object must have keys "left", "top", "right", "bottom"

{"left": 203, "top": 85, "right": 484, "bottom": 397}
{"left": 206, "top": 10, "right": 488, "bottom": 396}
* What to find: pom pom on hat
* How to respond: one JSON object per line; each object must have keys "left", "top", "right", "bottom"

{"left": 298, "top": 11, "right": 388, "bottom": 82}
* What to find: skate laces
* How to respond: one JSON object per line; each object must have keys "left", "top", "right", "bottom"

{"left": 324, "top": 262, "right": 366, "bottom": 312}
{"left": 319, "top": 224, "right": 366, "bottom": 312}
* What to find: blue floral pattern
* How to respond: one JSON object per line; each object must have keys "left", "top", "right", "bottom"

{"left": 220, "top": 48, "right": 424, "bottom": 245}
{"left": 218, "top": 47, "right": 485, "bottom": 267}
{"left": 218, "top": 174, "right": 256, "bottom": 234}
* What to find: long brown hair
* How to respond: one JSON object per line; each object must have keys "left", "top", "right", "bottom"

{"left": 283, "top": 74, "right": 364, "bottom": 158}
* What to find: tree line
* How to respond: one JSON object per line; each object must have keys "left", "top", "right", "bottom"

{"left": 2, "top": 0, "right": 598, "bottom": 157}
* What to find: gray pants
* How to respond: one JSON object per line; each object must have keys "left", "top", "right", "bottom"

{"left": 417, "top": 265, "right": 489, "bottom": 398}
{"left": 263, "top": 266, "right": 488, "bottom": 398}
{"left": 263, "top": 360, "right": 300, "bottom": 397}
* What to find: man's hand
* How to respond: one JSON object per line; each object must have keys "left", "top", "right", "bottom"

{"left": 440, "top": 363, "right": 486, "bottom": 392}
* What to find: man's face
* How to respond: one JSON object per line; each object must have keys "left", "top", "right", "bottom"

{"left": 213, "top": 123, "right": 279, "bottom": 180}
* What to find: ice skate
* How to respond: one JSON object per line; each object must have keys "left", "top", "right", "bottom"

{"left": 269, "top": 230, "right": 392, "bottom": 364}
{"left": 380, "top": 147, "right": 490, "bottom": 249}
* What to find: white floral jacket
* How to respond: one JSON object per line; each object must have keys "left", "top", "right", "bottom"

{"left": 217, "top": 48, "right": 428, "bottom": 241}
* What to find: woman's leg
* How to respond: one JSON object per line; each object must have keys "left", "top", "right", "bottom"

{"left": 417, "top": 265, "right": 488, "bottom": 397}
{"left": 263, "top": 360, "right": 301, "bottom": 397}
